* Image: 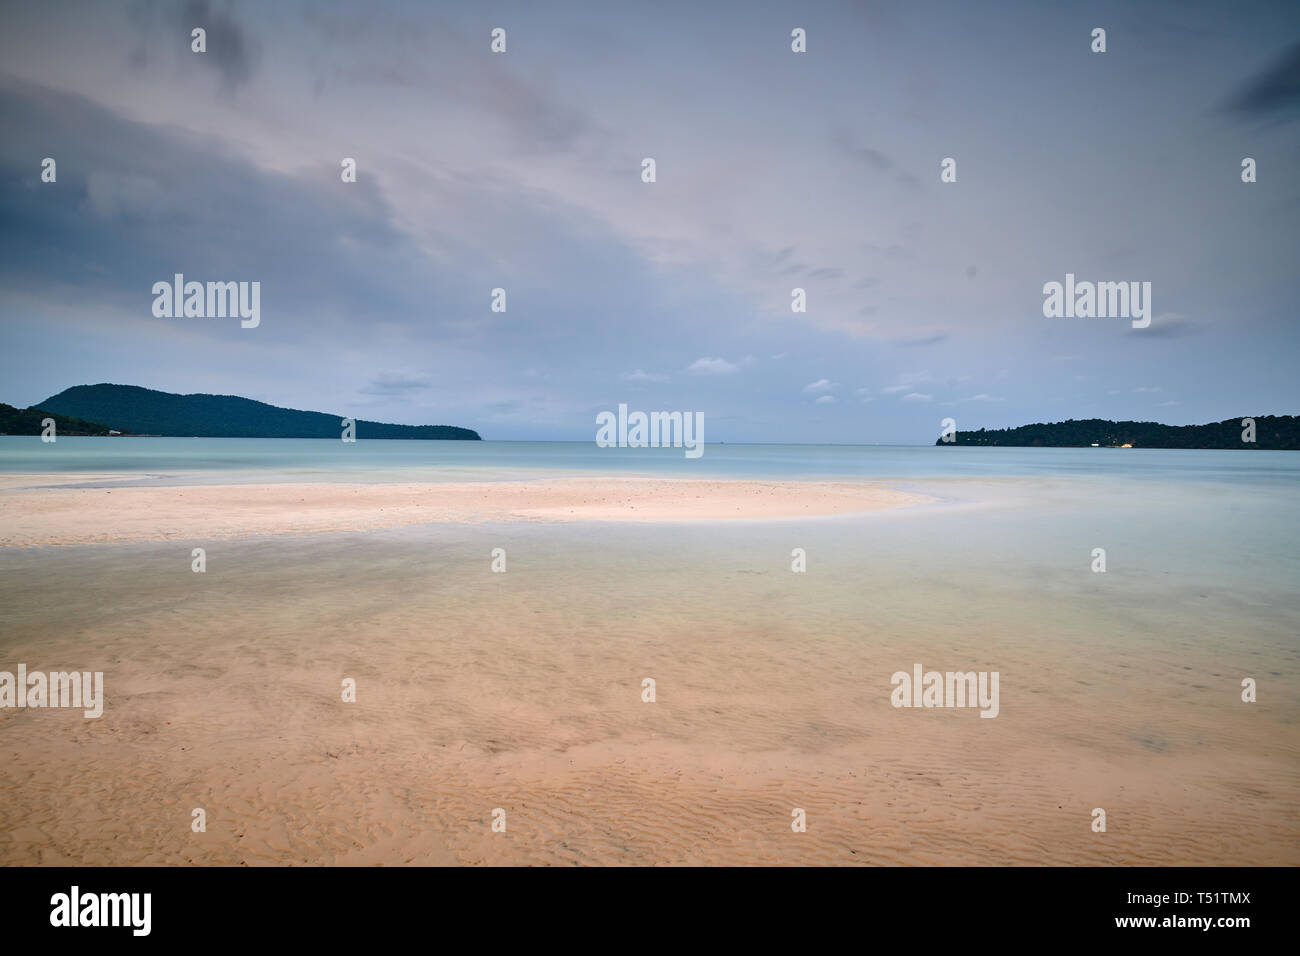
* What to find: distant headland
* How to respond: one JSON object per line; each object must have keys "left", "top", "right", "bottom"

{"left": 936, "top": 417, "right": 1299, "bottom": 450}
{"left": 1, "top": 384, "right": 481, "bottom": 440}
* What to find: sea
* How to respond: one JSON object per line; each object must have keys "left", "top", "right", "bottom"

{"left": 0, "top": 437, "right": 1296, "bottom": 864}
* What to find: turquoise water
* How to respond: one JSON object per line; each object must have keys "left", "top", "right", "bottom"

{"left": 1, "top": 435, "right": 1297, "bottom": 864}
{"left": 4, "top": 433, "right": 1295, "bottom": 598}
{"left": 1, "top": 436, "right": 1297, "bottom": 486}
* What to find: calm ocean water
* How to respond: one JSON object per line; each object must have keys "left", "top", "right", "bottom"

{"left": 4, "top": 434, "right": 1296, "bottom": 598}
{"left": 1, "top": 437, "right": 1297, "bottom": 864}
{"left": 1, "top": 436, "right": 1297, "bottom": 486}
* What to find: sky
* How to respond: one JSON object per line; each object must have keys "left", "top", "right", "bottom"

{"left": 1, "top": 0, "right": 1297, "bottom": 443}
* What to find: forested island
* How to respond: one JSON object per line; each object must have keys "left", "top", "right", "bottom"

{"left": 0, "top": 403, "right": 113, "bottom": 436}
{"left": 7, "top": 384, "right": 481, "bottom": 440}
{"left": 936, "top": 416, "right": 1299, "bottom": 450}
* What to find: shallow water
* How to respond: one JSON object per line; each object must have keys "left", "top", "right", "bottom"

{"left": 0, "top": 443, "right": 1296, "bottom": 865}
{"left": 3, "top": 435, "right": 1297, "bottom": 485}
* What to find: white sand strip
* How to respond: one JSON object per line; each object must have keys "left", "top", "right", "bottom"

{"left": 0, "top": 477, "right": 933, "bottom": 546}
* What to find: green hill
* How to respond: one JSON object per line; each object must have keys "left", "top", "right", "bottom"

{"left": 0, "top": 402, "right": 113, "bottom": 436}
{"left": 35, "top": 384, "right": 481, "bottom": 440}
{"left": 936, "top": 417, "right": 1299, "bottom": 450}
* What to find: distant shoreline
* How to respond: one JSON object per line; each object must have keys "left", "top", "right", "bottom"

{"left": 938, "top": 415, "right": 1299, "bottom": 451}
{"left": 14, "top": 383, "right": 482, "bottom": 440}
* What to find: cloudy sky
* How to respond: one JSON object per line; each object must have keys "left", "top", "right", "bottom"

{"left": 1, "top": 0, "right": 1297, "bottom": 442}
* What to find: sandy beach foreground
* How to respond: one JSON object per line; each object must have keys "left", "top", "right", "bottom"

{"left": 0, "top": 476, "right": 931, "bottom": 547}
{"left": 0, "top": 468, "right": 1295, "bottom": 867}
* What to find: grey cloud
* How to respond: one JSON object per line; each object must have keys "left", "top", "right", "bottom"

{"left": 863, "top": 242, "right": 909, "bottom": 259}
{"left": 0, "top": 76, "right": 439, "bottom": 334}
{"left": 892, "top": 333, "right": 948, "bottom": 348}
{"left": 361, "top": 373, "right": 434, "bottom": 395}
{"left": 853, "top": 147, "right": 893, "bottom": 171}
{"left": 832, "top": 131, "right": 894, "bottom": 171}
{"left": 182, "top": 0, "right": 259, "bottom": 91}
{"left": 1223, "top": 41, "right": 1300, "bottom": 121}
{"left": 304, "top": 10, "right": 589, "bottom": 154}
{"left": 1127, "top": 316, "right": 1202, "bottom": 339}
